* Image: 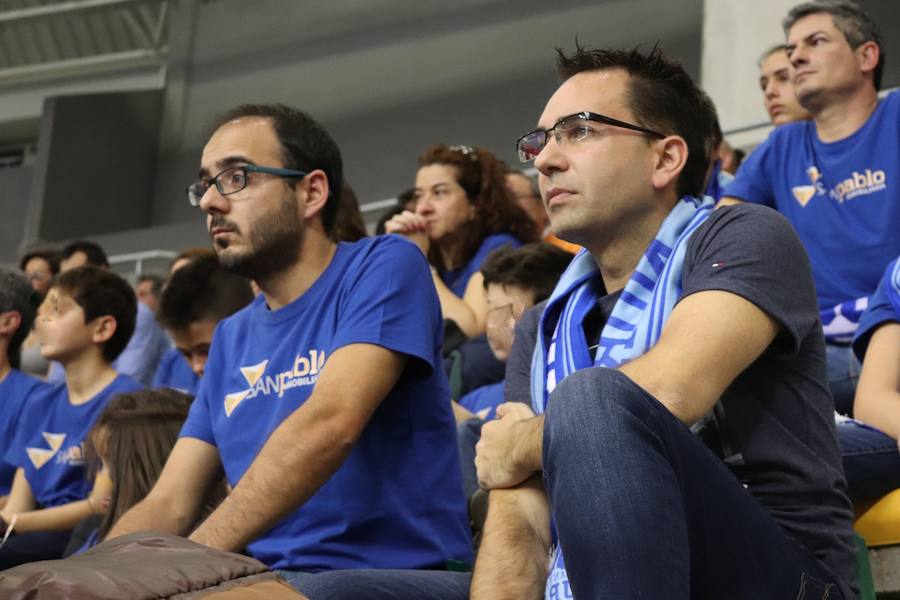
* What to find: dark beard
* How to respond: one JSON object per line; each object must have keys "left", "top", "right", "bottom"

{"left": 216, "top": 193, "right": 304, "bottom": 281}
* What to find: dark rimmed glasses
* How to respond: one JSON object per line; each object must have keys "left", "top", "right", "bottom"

{"left": 186, "top": 165, "right": 308, "bottom": 207}
{"left": 516, "top": 111, "right": 666, "bottom": 162}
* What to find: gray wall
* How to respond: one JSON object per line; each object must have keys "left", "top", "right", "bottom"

{"left": 0, "top": 165, "right": 33, "bottom": 265}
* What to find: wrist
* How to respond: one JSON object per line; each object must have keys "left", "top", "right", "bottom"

{"left": 512, "top": 417, "right": 544, "bottom": 474}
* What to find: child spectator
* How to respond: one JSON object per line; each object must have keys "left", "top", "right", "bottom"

{"left": 0, "top": 269, "right": 52, "bottom": 506}
{"left": 155, "top": 254, "right": 255, "bottom": 384}
{"left": 455, "top": 244, "right": 571, "bottom": 497}
{"left": 386, "top": 144, "right": 538, "bottom": 339}
{"left": 65, "top": 388, "right": 200, "bottom": 553}
{"left": 0, "top": 266, "right": 141, "bottom": 568}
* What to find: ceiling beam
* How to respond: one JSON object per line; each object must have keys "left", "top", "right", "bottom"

{"left": 0, "top": 0, "right": 165, "bottom": 26}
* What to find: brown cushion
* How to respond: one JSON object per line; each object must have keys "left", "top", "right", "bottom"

{"left": 0, "top": 531, "right": 308, "bottom": 600}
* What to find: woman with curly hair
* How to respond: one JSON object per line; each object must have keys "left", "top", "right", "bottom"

{"left": 386, "top": 144, "right": 537, "bottom": 338}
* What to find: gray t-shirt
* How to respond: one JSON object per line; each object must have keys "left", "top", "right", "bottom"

{"left": 505, "top": 203, "right": 857, "bottom": 591}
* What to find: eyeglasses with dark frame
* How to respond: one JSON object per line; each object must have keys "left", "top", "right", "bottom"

{"left": 516, "top": 111, "right": 666, "bottom": 163}
{"left": 186, "top": 165, "right": 309, "bottom": 207}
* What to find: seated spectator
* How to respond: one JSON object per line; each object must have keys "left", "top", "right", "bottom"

{"left": 722, "top": 1, "right": 899, "bottom": 416}
{"left": 455, "top": 244, "right": 570, "bottom": 498}
{"left": 758, "top": 43, "right": 812, "bottom": 126}
{"left": 837, "top": 257, "right": 900, "bottom": 507}
{"left": 472, "top": 44, "right": 857, "bottom": 599}
{"left": 717, "top": 139, "right": 744, "bottom": 175}
{"left": 0, "top": 266, "right": 141, "bottom": 568}
{"left": 48, "top": 240, "right": 169, "bottom": 387}
{"left": 703, "top": 108, "right": 734, "bottom": 201}
{"left": 169, "top": 247, "right": 217, "bottom": 274}
{"left": 456, "top": 243, "right": 572, "bottom": 423}
{"left": 505, "top": 170, "right": 579, "bottom": 254}
{"left": 17, "top": 248, "right": 60, "bottom": 378}
{"left": 135, "top": 274, "right": 164, "bottom": 314}
{"left": 155, "top": 254, "right": 254, "bottom": 388}
{"left": 331, "top": 181, "right": 368, "bottom": 243}
{"left": 0, "top": 269, "right": 52, "bottom": 506}
{"left": 107, "top": 104, "right": 472, "bottom": 599}
{"left": 386, "top": 144, "right": 537, "bottom": 338}
{"left": 68, "top": 388, "right": 201, "bottom": 553}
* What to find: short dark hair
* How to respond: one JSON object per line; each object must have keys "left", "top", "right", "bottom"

{"left": 158, "top": 254, "right": 254, "bottom": 331}
{"left": 481, "top": 243, "right": 572, "bottom": 304}
{"left": 62, "top": 240, "right": 109, "bottom": 268}
{"left": 0, "top": 268, "right": 39, "bottom": 368}
{"left": 331, "top": 181, "right": 368, "bottom": 243}
{"left": 555, "top": 44, "right": 716, "bottom": 198}
{"left": 210, "top": 104, "right": 344, "bottom": 234}
{"left": 56, "top": 266, "right": 136, "bottom": 363}
{"left": 19, "top": 248, "right": 61, "bottom": 275}
{"left": 137, "top": 273, "right": 165, "bottom": 298}
{"left": 783, "top": 1, "right": 884, "bottom": 90}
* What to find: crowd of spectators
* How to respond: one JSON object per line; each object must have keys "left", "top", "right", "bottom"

{"left": 0, "top": 1, "right": 897, "bottom": 598}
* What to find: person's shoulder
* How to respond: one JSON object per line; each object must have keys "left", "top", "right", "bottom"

{"left": 349, "top": 235, "right": 426, "bottom": 264}
{"left": 215, "top": 293, "right": 263, "bottom": 335}
{"left": 482, "top": 232, "right": 522, "bottom": 250}
{"left": 698, "top": 202, "right": 793, "bottom": 237}
{"left": 112, "top": 373, "right": 144, "bottom": 393}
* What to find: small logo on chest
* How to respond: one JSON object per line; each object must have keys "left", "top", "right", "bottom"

{"left": 224, "top": 350, "right": 327, "bottom": 416}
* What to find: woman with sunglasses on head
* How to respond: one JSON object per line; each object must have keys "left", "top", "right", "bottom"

{"left": 385, "top": 144, "right": 537, "bottom": 339}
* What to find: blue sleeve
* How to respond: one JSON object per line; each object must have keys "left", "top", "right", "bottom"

{"left": 4, "top": 387, "right": 55, "bottom": 468}
{"left": 853, "top": 258, "right": 900, "bottom": 361}
{"left": 330, "top": 237, "right": 441, "bottom": 371}
{"left": 112, "top": 303, "right": 170, "bottom": 387}
{"left": 723, "top": 135, "right": 777, "bottom": 207}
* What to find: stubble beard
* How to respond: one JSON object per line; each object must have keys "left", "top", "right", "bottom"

{"left": 216, "top": 193, "right": 304, "bottom": 282}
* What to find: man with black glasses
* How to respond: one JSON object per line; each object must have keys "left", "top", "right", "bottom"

{"left": 471, "top": 46, "right": 857, "bottom": 599}
{"left": 108, "top": 104, "right": 473, "bottom": 598}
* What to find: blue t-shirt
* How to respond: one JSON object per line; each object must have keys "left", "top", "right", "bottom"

{"left": 853, "top": 257, "right": 900, "bottom": 361}
{"left": 458, "top": 380, "right": 504, "bottom": 421}
{"left": 152, "top": 347, "right": 200, "bottom": 395}
{"left": 726, "top": 91, "right": 900, "bottom": 341}
{"left": 441, "top": 233, "right": 521, "bottom": 297}
{"left": 6, "top": 374, "right": 141, "bottom": 508}
{"left": 0, "top": 369, "right": 52, "bottom": 496}
{"left": 180, "top": 236, "right": 473, "bottom": 572}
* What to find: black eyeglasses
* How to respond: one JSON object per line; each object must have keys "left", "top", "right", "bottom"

{"left": 186, "top": 165, "right": 308, "bottom": 207}
{"left": 516, "top": 111, "right": 666, "bottom": 162}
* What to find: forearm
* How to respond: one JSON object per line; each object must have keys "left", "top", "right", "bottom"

{"left": 433, "top": 273, "right": 483, "bottom": 338}
{"left": 190, "top": 410, "right": 355, "bottom": 551}
{"left": 107, "top": 493, "right": 196, "bottom": 540}
{"left": 471, "top": 477, "right": 551, "bottom": 600}
{"left": 6, "top": 499, "right": 95, "bottom": 534}
{"left": 855, "top": 389, "right": 900, "bottom": 440}
{"left": 514, "top": 416, "right": 545, "bottom": 475}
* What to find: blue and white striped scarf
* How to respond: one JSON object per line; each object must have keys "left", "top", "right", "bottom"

{"left": 530, "top": 195, "right": 714, "bottom": 414}
{"left": 531, "top": 196, "right": 714, "bottom": 600}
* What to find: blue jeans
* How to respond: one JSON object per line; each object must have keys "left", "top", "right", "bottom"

{"left": 277, "top": 569, "right": 470, "bottom": 600}
{"left": 543, "top": 368, "right": 852, "bottom": 600}
{"left": 826, "top": 343, "right": 860, "bottom": 417}
{"left": 0, "top": 530, "right": 71, "bottom": 570}
{"left": 837, "top": 420, "right": 900, "bottom": 506}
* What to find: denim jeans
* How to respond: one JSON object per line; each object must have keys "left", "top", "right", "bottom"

{"left": 837, "top": 419, "right": 900, "bottom": 506}
{"left": 0, "top": 530, "right": 71, "bottom": 570}
{"left": 276, "top": 568, "right": 470, "bottom": 600}
{"left": 826, "top": 342, "right": 860, "bottom": 417}
{"left": 543, "top": 368, "right": 852, "bottom": 600}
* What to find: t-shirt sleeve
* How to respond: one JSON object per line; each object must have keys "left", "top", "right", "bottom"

{"left": 4, "top": 387, "right": 54, "bottom": 468}
{"left": 680, "top": 203, "right": 820, "bottom": 355}
{"left": 330, "top": 237, "right": 441, "bottom": 371}
{"left": 853, "top": 257, "right": 900, "bottom": 361}
{"left": 504, "top": 301, "right": 544, "bottom": 405}
{"left": 723, "top": 136, "right": 777, "bottom": 207}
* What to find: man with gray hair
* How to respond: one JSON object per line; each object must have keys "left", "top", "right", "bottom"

{"left": 723, "top": 0, "right": 899, "bottom": 416}
{"left": 0, "top": 268, "right": 51, "bottom": 502}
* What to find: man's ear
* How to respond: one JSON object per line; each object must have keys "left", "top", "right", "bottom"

{"left": 856, "top": 41, "right": 880, "bottom": 82}
{"left": 301, "top": 169, "right": 331, "bottom": 222}
{"left": 90, "top": 315, "right": 117, "bottom": 346}
{"left": 650, "top": 135, "right": 689, "bottom": 192}
{"left": 0, "top": 311, "right": 22, "bottom": 338}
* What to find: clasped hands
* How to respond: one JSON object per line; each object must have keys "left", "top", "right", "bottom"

{"left": 475, "top": 402, "right": 541, "bottom": 490}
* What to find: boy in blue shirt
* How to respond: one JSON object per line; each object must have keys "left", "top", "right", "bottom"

{"left": 722, "top": 2, "right": 899, "bottom": 415}
{"left": 154, "top": 253, "right": 254, "bottom": 387}
{"left": 109, "top": 104, "right": 472, "bottom": 599}
{"left": 0, "top": 266, "right": 141, "bottom": 568}
{"left": 0, "top": 268, "right": 52, "bottom": 504}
